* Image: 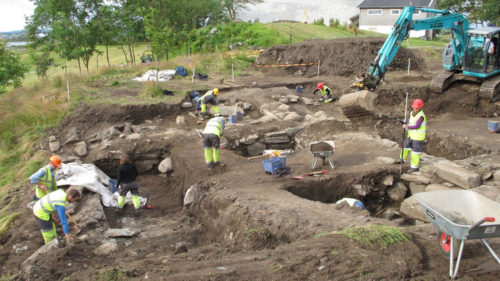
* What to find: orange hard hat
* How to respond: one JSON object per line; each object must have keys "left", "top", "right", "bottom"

{"left": 317, "top": 83, "right": 324, "bottom": 90}
{"left": 412, "top": 99, "right": 424, "bottom": 109}
{"left": 49, "top": 155, "right": 62, "bottom": 167}
{"left": 213, "top": 88, "right": 219, "bottom": 95}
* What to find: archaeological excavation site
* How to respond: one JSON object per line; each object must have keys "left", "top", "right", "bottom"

{"left": 1, "top": 38, "right": 499, "bottom": 280}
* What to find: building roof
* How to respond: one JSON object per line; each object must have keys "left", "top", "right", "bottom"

{"left": 358, "top": 0, "right": 433, "bottom": 8}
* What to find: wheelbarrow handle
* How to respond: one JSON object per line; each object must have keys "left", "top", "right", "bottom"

{"left": 466, "top": 217, "right": 496, "bottom": 239}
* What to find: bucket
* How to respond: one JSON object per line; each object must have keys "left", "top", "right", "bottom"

{"left": 229, "top": 115, "right": 236, "bottom": 124}
{"left": 235, "top": 111, "right": 244, "bottom": 121}
{"left": 295, "top": 85, "right": 303, "bottom": 94}
{"left": 488, "top": 120, "right": 499, "bottom": 132}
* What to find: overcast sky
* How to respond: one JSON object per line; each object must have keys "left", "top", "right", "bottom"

{"left": 0, "top": 0, "right": 35, "bottom": 32}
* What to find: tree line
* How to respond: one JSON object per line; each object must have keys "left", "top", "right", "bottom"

{"left": 25, "top": 0, "right": 263, "bottom": 77}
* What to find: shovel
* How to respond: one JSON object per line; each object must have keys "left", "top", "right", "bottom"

{"left": 66, "top": 212, "right": 82, "bottom": 234}
{"left": 292, "top": 169, "right": 328, "bottom": 180}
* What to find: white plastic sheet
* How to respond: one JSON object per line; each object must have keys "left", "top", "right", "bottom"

{"left": 133, "top": 69, "right": 176, "bottom": 82}
{"left": 56, "top": 162, "right": 147, "bottom": 207}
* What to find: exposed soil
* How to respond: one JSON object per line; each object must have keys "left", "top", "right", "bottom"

{"left": 1, "top": 38, "right": 499, "bottom": 281}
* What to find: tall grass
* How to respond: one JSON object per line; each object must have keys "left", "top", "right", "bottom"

{"left": 335, "top": 224, "right": 409, "bottom": 248}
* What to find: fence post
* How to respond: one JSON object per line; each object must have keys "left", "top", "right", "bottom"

{"left": 317, "top": 60, "right": 320, "bottom": 77}
{"left": 67, "top": 80, "right": 70, "bottom": 102}
{"left": 232, "top": 63, "right": 235, "bottom": 82}
{"left": 192, "top": 66, "right": 195, "bottom": 84}
{"left": 407, "top": 58, "right": 411, "bottom": 76}
{"left": 289, "top": 27, "right": 292, "bottom": 44}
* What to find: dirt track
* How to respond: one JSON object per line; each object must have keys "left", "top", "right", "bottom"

{"left": 1, "top": 38, "right": 500, "bottom": 280}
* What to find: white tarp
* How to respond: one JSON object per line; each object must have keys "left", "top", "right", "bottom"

{"left": 133, "top": 69, "right": 176, "bottom": 82}
{"left": 56, "top": 162, "right": 147, "bottom": 208}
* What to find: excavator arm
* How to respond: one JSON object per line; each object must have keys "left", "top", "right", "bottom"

{"left": 356, "top": 6, "right": 469, "bottom": 90}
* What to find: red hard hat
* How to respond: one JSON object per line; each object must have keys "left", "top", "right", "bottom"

{"left": 412, "top": 99, "right": 424, "bottom": 109}
{"left": 49, "top": 155, "right": 62, "bottom": 167}
{"left": 317, "top": 83, "right": 324, "bottom": 89}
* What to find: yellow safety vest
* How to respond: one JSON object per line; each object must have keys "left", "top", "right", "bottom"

{"left": 320, "top": 86, "right": 331, "bottom": 97}
{"left": 203, "top": 118, "right": 223, "bottom": 138}
{"left": 201, "top": 91, "right": 214, "bottom": 102}
{"left": 36, "top": 165, "right": 58, "bottom": 199}
{"left": 407, "top": 110, "right": 426, "bottom": 141}
{"left": 33, "top": 189, "right": 66, "bottom": 221}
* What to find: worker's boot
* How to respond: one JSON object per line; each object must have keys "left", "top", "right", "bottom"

{"left": 407, "top": 167, "right": 419, "bottom": 173}
{"left": 134, "top": 208, "right": 142, "bottom": 217}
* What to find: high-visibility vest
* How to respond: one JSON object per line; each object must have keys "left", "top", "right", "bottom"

{"left": 201, "top": 91, "right": 214, "bottom": 103}
{"left": 36, "top": 165, "right": 58, "bottom": 198}
{"left": 33, "top": 189, "right": 66, "bottom": 221}
{"left": 320, "top": 86, "right": 331, "bottom": 97}
{"left": 407, "top": 110, "right": 426, "bottom": 141}
{"left": 203, "top": 118, "right": 223, "bottom": 138}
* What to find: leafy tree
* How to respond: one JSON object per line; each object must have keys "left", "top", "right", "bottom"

{"left": 438, "top": 0, "right": 500, "bottom": 24}
{"left": 0, "top": 41, "right": 27, "bottom": 94}
{"left": 222, "top": 0, "right": 263, "bottom": 21}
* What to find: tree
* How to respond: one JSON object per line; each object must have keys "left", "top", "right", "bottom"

{"left": 438, "top": 0, "right": 500, "bottom": 24}
{"left": 0, "top": 41, "right": 27, "bottom": 94}
{"left": 222, "top": 0, "right": 263, "bottom": 21}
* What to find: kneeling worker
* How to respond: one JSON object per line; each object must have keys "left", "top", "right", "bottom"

{"left": 200, "top": 88, "right": 220, "bottom": 117}
{"left": 33, "top": 189, "right": 81, "bottom": 244}
{"left": 202, "top": 116, "right": 226, "bottom": 168}
{"left": 314, "top": 83, "right": 334, "bottom": 103}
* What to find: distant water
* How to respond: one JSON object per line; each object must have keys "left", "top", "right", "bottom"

{"left": 7, "top": 41, "right": 29, "bottom": 47}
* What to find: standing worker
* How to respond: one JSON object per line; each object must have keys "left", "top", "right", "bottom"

{"left": 29, "top": 155, "right": 62, "bottom": 201}
{"left": 33, "top": 188, "right": 81, "bottom": 244}
{"left": 116, "top": 153, "right": 142, "bottom": 216}
{"left": 400, "top": 99, "right": 426, "bottom": 173}
{"left": 313, "top": 83, "right": 334, "bottom": 103}
{"left": 202, "top": 116, "right": 226, "bottom": 168}
{"left": 199, "top": 88, "right": 220, "bottom": 117}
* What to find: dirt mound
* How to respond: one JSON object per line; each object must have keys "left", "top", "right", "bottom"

{"left": 255, "top": 38, "right": 424, "bottom": 77}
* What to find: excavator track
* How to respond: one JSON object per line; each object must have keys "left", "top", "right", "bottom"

{"left": 430, "top": 71, "right": 481, "bottom": 93}
{"left": 479, "top": 74, "right": 500, "bottom": 102}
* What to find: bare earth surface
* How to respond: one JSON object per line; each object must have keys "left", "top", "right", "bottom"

{"left": 1, "top": 38, "right": 499, "bottom": 280}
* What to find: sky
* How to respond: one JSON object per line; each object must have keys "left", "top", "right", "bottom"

{"left": 0, "top": 0, "right": 35, "bottom": 32}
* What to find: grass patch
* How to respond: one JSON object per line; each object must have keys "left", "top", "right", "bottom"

{"left": 0, "top": 196, "right": 23, "bottom": 235}
{"left": 334, "top": 224, "right": 409, "bottom": 248}
{"left": 95, "top": 268, "right": 124, "bottom": 281}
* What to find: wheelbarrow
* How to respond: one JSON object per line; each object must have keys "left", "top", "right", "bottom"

{"left": 413, "top": 190, "right": 500, "bottom": 279}
{"left": 309, "top": 141, "right": 335, "bottom": 170}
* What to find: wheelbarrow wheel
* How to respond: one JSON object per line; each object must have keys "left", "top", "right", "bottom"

{"left": 437, "top": 231, "right": 460, "bottom": 260}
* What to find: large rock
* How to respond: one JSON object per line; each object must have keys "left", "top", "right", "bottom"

{"left": 93, "top": 240, "right": 118, "bottom": 256}
{"left": 75, "top": 141, "right": 88, "bottom": 157}
{"left": 158, "top": 157, "right": 173, "bottom": 173}
{"left": 382, "top": 175, "right": 394, "bottom": 186}
{"left": 176, "top": 116, "right": 186, "bottom": 126}
{"left": 400, "top": 196, "right": 427, "bottom": 222}
{"left": 409, "top": 182, "right": 426, "bottom": 195}
{"left": 263, "top": 131, "right": 290, "bottom": 144}
{"left": 105, "top": 228, "right": 140, "bottom": 238}
{"left": 387, "top": 182, "right": 407, "bottom": 202}
{"left": 247, "top": 142, "right": 266, "bottom": 156}
{"left": 283, "top": 112, "right": 303, "bottom": 122}
{"left": 400, "top": 172, "right": 431, "bottom": 185}
{"left": 434, "top": 160, "right": 481, "bottom": 189}
{"left": 352, "top": 184, "right": 372, "bottom": 196}
{"left": 49, "top": 141, "right": 60, "bottom": 152}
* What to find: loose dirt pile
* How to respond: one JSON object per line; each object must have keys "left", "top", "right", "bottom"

{"left": 255, "top": 38, "right": 424, "bottom": 77}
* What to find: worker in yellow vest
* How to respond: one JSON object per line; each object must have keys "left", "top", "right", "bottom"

{"left": 401, "top": 99, "right": 426, "bottom": 173}
{"left": 202, "top": 116, "right": 226, "bottom": 168}
{"left": 199, "top": 88, "right": 220, "bottom": 118}
{"left": 29, "top": 155, "right": 62, "bottom": 200}
{"left": 313, "top": 83, "right": 334, "bottom": 103}
{"left": 33, "top": 189, "right": 81, "bottom": 244}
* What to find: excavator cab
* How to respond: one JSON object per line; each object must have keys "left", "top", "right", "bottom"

{"left": 464, "top": 28, "right": 500, "bottom": 78}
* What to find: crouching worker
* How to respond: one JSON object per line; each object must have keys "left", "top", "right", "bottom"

{"left": 313, "top": 83, "right": 334, "bottom": 103}
{"left": 400, "top": 99, "right": 426, "bottom": 173}
{"left": 33, "top": 189, "right": 81, "bottom": 244}
{"left": 116, "top": 153, "right": 141, "bottom": 216}
{"left": 200, "top": 88, "right": 220, "bottom": 117}
{"left": 202, "top": 116, "right": 226, "bottom": 168}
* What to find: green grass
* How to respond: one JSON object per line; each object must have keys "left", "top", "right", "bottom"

{"left": 334, "top": 224, "right": 409, "bottom": 248}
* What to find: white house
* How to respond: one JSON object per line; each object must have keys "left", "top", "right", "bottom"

{"left": 357, "top": 0, "right": 437, "bottom": 38}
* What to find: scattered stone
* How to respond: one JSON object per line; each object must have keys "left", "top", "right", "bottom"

{"left": 375, "top": 157, "right": 396, "bottom": 164}
{"left": 387, "top": 182, "right": 407, "bottom": 201}
{"left": 105, "top": 228, "right": 140, "bottom": 238}
{"left": 48, "top": 135, "right": 56, "bottom": 142}
{"left": 283, "top": 112, "right": 303, "bottom": 121}
{"left": 93, "top": 240, "right": 118, "bottom": 256}
{"left": 482, "top": 172, "right": 493, "bottom": 181}
{"left": 263, "top": 131, "right": 290, "bottom": 144}
{"left": 75, "top": 141, "right": 88, "bottom": 157}
{"left": 352, "top": 184, "right": 371, "bottom": 196}
{"left": 13, "top": 244, "right": 28, "bottom": 254}
{"left": 176, "top": 116, "right": 186, "bottom": 126}
{"left": 49, "top": 141, "right": 60, "bottom": 152}
{"left": 400, "top": 172, "right": 431, "bottom": 185}
{"left": 382, "top": 175, "right": 394, "bottom": 186}
{"left": 158, "top": 157, "right": 173, "bottom": 173}
{"left": 174, "top": 242, "right": 188, "bottom": 254}
{"left": 241, "top": 134, "right": 258, "bottom": 145}
{"left": 287, "top": 126, "right": 305, "bottom": 137}
{"left": 247, "top": 142, "right": 266, "bottom": 156}
{"left": 181, "top": 102, "right": 193, "bottom": 109}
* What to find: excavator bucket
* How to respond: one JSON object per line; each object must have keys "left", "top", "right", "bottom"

{"left": 339, "top": 90, "right": 378, "bottom": 119}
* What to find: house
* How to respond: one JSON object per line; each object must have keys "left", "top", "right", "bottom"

{"left": 357, "top": 0, "right": 437, "bottom": 38}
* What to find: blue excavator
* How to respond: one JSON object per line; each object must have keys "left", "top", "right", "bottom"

{"left": 342, "top": 6, "right": 500, "bottom": 117}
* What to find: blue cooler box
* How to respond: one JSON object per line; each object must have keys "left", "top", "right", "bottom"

{"left": 262, "top": 156, "right": 286, "bottom": 174}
